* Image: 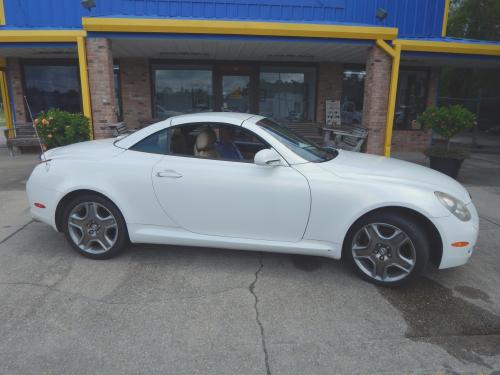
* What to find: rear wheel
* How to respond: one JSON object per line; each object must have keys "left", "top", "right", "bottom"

{"left": 62, "top": 194, "right": 129, "bottom": 259}
{"left": 344, "top": 212, "right": 429, "bottom": 286}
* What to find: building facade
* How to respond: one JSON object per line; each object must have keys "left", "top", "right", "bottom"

{"left": 1, "top": 0, "right": 499, "bottom": 155}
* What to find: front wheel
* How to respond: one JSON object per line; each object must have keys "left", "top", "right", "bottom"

{"left": 62, "top": 194, "right": 129, "bottom": 259}
{"left": 344, "top": 212, "right": 430, "bottom": 286}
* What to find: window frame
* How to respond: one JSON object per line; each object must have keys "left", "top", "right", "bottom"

{"left": 129, "top": 128, "right": 169, "bottom": 155}
{"left": 151, "top": 63, "right": 214, "bottom": 119}
{"left": 20, "top": 58, "right": 83, "bottom": 120}
{"left": 394, "top": 66, "right": 431, "bottom": 131}
{"left": 165, "top": 122, "right": 272, "bottom": 164}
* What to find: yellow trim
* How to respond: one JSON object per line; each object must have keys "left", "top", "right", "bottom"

{"left": 0, "top": 0, "right": 5, "bottom": 26}
{"left": 0, "top": 60, "right": 14, "bottom": 139}
{"left": 376, "top": 39, "right": 395, "bottom": 58}
{"left": 383, "top": 44, "right": 401, "bottom": 157}
{"left": 0, "top": 30, "right": 86, "bottom": 43}
{"left": 82, "top": 17, "right": 398, "bottom": 40}
{"left": 395, "top": 39, "right": 500, "bottom": 57}
{"left": 77, "top": 36, "right": 93, "bottom": 140}
{"left": 442, "top": 0, "right": 451, "bottom": 37}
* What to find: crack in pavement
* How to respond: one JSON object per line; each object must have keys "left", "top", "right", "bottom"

{"left": 0, "top": 220, "right": 34, "bottom": 245}
{"left": 249, "top": 253, "right": 271, "bottom": 375}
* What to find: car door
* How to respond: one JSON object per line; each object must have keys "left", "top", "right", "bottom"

{"left": 151, "top": 123, "right": 311, "bottom": 242}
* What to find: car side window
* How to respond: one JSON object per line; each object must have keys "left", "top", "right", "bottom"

{"left": 167, "top": 123, "right": 269, "bottom": 162}
{"left": 130, "top": 129, "right": 168, "bottom": 155}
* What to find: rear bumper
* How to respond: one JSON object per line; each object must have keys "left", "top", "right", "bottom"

{"left": 435, "top": 202, "right": 479, "bottom": 269}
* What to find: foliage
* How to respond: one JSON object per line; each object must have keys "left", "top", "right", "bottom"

{"left": 417, "top": 106, "right": 475, "bottom": 157}
{"left": 448, "top": 0, "right": 500, "bottom": 42}
{"left": 440, "top": 0, "right": 500, "bottom": 110}
{"left": 34, "top": 109, "right": 90, "bottom": 150}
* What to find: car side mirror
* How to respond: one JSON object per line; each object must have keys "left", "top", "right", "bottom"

{"left": 254, "top": 148, "right": 283, "bottom": 167}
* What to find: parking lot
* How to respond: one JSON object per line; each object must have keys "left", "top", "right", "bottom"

{"left": 0, "top": 149, "right": 499, "bottom": 375}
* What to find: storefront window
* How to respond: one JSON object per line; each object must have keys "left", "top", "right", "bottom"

{"left": 259, "top": 67, "right": 315, "bottom": 123}
{"left": 394, "top": 69, "right": 429, "bottom": 130}
{"left": 341, "top": 67, "right": 365, "bottom": 126}
{"left": 153, "top": 66, "right": 212, "bottom": 119}
{"left": 22, "top": 61, "right": 81, "bottom": 117}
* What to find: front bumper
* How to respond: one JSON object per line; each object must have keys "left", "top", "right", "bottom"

{"left": 26, "top": 166, "right": 60, "bottom": 231}
{"left": 435, "top": 202, "right": 479, "bottom": 269}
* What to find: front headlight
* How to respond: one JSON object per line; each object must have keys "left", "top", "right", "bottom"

{"left": 435, "top": 191, "right": 471, "bottom": 221}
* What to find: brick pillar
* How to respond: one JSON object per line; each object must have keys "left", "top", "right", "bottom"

{"left": 7, "top": 58, "right": 27, "bottom": 122}
{"left": 86, "top": 38, "right": 117, "bottom": 139}
{"left": 362, "top": 45, "right": 392, "bottom": 155}
{"left": 120, "top": 59, "right": 152, "bottom": 129}
{"left": 315, "top": 63, "right": 343, "bottom": 124}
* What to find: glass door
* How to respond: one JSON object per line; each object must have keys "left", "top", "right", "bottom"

{"left": 222, "top": 75, "right": 250, "bottom": 113}
{"left": 214, "top": 64, "right": 257, "bottom": 114}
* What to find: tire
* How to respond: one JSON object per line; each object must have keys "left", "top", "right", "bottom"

{"left": 343, "top": 211, "right": 430, "bottom": 287}
{"left": 62, "top": 193, "right": 129, "bottom": 259}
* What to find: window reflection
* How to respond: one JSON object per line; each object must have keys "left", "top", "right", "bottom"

{"left": 222, "top": 75, "right": 250, "bottom": 113}
{"left": 395, "top": 69, "right": 429, "bottom": 130}
{"left": 342, "top": 68, "right": 365, "bottom": 126}
{"left": 23, "top": 63, "right": 81, "bottom": 117}
{"left": 153, "top": 67, "right": 212, "bottom": 119}
{"left": 259, "top": 67, "right": 315, "bottom": 123}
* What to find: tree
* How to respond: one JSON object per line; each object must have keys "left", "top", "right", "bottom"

{"left": 447, "top": 0, "right": 500, "bottom": 41}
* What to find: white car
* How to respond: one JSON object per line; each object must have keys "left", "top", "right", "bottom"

{"left": 26, "top": 112, "right": 479, "bottom": 286}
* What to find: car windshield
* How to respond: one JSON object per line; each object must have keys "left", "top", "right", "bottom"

{"left": 256, "top": 119, "right": 337, "bottom": 163}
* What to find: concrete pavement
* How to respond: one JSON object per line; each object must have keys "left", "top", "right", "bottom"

{"left": 0, "top": 147, "right": 499, "bottom": 375}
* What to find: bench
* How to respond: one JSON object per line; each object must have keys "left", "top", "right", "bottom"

{"left": 4, "top": 123, "right": 40, "bottom": 156}
{"left": 107, "top": 122, "right": 130, "bottom": 137}
{"left": 285, "top": 122, "right": 323, "bottom": 144}
{"left": 323, "top": 125, "right": 368, "bottom": 152}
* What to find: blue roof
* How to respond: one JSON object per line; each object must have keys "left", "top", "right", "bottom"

{"left": 2, "top": 0, "right": 448, "bottom": 38}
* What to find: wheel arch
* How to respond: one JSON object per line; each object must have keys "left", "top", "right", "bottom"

{"left": 341, "top": 206, "right": 443, "bottom": 267}
{"left": 55, "top": 189, "right": 122, "bottom": 232}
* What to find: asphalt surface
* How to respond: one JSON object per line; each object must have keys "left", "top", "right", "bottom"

{"left": 0, "top": 148, "right": 499, "bottom": 375}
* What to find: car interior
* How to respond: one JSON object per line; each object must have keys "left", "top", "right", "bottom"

{"left": 168, "top": 123, "right": 269, "bottom": 162}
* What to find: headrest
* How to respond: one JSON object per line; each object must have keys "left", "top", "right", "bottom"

{"left": 195, "top": 129, "right": 217, "bottom": 151}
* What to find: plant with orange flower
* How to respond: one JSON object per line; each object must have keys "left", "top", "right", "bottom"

{"left": 34, "top": 109, "right": 90, "bottom": 149}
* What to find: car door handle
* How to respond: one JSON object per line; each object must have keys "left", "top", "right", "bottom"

{"left": 156, "top": 170, "right": 183, "bottom": 178}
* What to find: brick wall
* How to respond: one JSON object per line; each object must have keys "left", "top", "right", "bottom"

{"left": 391, "top": 130, "right": 432, "bottom": 152}
{"left": 119, "top": 59, "right": 152, "bottom": 129}
{"left": 86, "top": 38, "right": 117, "bottom": 139}
{"left": 7, "top": 58, "right": 27, "bottom": 123}
{"left": 361, "top": 45, "right": 391, "bottom": 155}
{"left": 315, "top": 62, "right": 343, "bottom": 124}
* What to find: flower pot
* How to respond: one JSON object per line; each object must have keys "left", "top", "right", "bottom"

{"left": 429, "top": 155, "right": 464, "bottom": 179}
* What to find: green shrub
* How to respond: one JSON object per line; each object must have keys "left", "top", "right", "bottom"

{"left": 34, "top": 109, "right": 90, "bottom": 150}
{"left": 417, "top": 105, "right": 475, "bottom": 159}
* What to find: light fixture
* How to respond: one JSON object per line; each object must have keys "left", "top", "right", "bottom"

{"left": 376, "top": 8, "right": 388, "bottom": 21}
{"left": 81, "top": 0, "right": 96, "bottom": 11}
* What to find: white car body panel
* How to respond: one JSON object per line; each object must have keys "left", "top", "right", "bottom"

{"left": 152, "top": 155, "right": 310, "bottom": 241}
{"left": 26, "top": 112, "right": 479, "bottom": 270}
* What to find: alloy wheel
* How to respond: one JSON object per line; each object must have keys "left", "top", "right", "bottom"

{"left": 351, "top": 223, "right": 416, "bottom": 282}
{"left": 67, "top": 202, "right": 118, "bottom": 254}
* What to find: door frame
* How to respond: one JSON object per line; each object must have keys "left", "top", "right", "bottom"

{"left": 213, "top": 63, "right": 259, "bottom": 113}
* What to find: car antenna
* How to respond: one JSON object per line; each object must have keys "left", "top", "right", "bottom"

{"left": 24, "top": 96, "right": 48, "bottom": 164}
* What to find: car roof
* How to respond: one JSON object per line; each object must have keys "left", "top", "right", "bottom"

{"left": 114, "top": 112, "right": 264, "bottom": 149}
{"left": 170, "top": 112, "right": 256, "bottom": 126}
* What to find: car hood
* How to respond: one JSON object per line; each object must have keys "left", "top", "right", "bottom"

{"left": 43, "top": 138, "right": 123, "bottom": 160}
{"left": 318, "top": 150, "right": 471, "bottom": 203}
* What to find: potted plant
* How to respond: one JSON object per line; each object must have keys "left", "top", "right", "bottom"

{"left": 34, "top": 108, "right": 91, "bottom": 150}
{"left": 417, "top": 105, "right": 475, "bottom": 179}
